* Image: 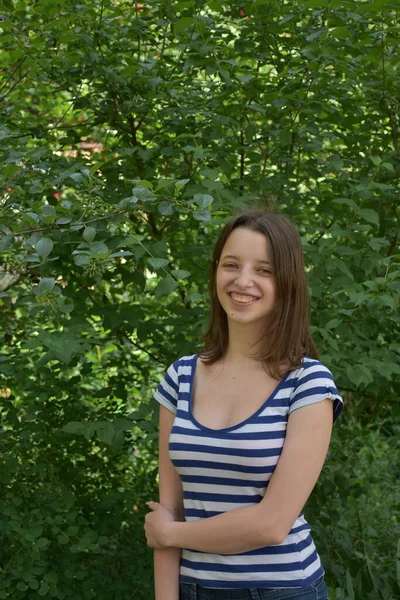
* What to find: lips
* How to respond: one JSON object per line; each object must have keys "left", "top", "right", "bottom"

{"left": 229, "top": 292, "right": 260, "bottom": 304}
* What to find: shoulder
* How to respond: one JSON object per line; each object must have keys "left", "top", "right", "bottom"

{"left": 154, "top": 355, "right": 196, "bottom": 414}
{"left": 157, "top": 354, "right": 197, "bottom": 387}
{"left": 292, "top": 356, "right": 337, "bottom": 383}
{"left": 288, "top": 357, "right": 343, "bottom": 423}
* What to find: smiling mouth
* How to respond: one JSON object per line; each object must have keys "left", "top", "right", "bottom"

{"left": 229, "top": 292, "right": 259, "bottom": 304}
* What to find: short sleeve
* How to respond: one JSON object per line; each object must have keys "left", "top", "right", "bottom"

{"left": 289, "top": 360, "right": 343, "bottom": 424}
{"left": 153, "top": 360, "right": 180, "bottom": 415}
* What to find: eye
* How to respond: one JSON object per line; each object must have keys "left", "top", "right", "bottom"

{"left": 258, "top": 268, "right": 272, "bottom": 275}
{"left": 223, "top": 263, "right": 237, "bottom": 269}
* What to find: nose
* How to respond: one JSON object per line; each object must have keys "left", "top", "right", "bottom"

{"left": 234, "top": 268, "right": 254, "bottom": 289}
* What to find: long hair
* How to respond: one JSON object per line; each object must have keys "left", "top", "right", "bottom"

{"left": 200, "top": 211, "right": 318, "bottom": 379}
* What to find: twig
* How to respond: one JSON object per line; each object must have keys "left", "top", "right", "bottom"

{"left": 7, "top": 210, "right": 124, "bottom": 237}
{"left": 0, "top": 70, "right": 30, "bottom": 103}
{"left": 309, "top": 219, "right": 335, "bottom": 244}
{"left": 0, "top": 56, "right": 27, "bottom": 96}
{"left": 129, "top": 339, "right": 161, "bottom": 364}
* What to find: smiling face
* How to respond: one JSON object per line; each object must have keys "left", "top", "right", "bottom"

{"left": 216, "top": 227, "right": 276, "bottom": 326}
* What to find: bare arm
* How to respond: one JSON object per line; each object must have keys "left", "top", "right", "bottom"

{"left": 149, "top": 399, "right": 333, "bottom": 555}
{"left": 153, "top": 406, "right": 184, "bottom": 600}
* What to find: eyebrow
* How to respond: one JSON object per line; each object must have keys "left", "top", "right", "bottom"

{"left": 221, "top": 254, "right": 271, "bottom": 265}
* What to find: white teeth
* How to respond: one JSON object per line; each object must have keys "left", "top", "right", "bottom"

{"left": 230, "top": 293, "right": 257, "bottom": 304}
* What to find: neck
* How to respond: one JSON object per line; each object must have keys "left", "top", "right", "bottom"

{"left": 224, "top": 320, "right": 263, "bottom": 365}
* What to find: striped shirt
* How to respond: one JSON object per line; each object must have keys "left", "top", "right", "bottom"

{"left": 154, "top": 354, "right": 343, "bottom": 589}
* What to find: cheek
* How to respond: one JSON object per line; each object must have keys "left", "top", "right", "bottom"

{"left": 215, "top": 272, "right": 229, "bottom": 303}
{"left": 216, "top": 270, "right": 231, "bottom": 292}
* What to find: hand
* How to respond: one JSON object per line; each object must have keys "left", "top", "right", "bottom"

{"left": 144, "top": 501, "right": 175, "bottom": 549}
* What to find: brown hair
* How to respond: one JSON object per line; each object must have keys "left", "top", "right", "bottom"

{"left": 200, "top": 210, "right": 318, "bottom": 378}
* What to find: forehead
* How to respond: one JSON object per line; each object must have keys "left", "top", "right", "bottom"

{"left": 221, "top": 227, "right": 271, "bottom": 259}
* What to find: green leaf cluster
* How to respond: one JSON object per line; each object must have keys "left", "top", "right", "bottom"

{"left": 0, "top": 0, "right": 399, "bottom": 598}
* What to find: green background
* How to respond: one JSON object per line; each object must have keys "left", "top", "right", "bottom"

{"left": 0, "top": 1, "right": 399, "bottom": 598}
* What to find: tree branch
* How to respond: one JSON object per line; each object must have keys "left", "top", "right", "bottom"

{"left": 0, "top": 56, "right": 27, "bottom": 96}
{"left": 7, "top": 210, "right": 123, "bottom": 237}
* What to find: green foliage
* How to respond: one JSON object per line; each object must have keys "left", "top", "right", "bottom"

{"left": 0, "top": 0, "right": 399, "bottom": 598}
{"left": 308, "top": 415, "right": 400, "bottom": 600}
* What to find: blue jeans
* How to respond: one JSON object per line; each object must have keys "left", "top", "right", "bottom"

{"left": 179, "top": 576, "right": 328, "bottom": 600}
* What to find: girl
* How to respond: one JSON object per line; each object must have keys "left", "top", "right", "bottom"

{"left": 145, "top": 211, "right": 343, "bottom": 600}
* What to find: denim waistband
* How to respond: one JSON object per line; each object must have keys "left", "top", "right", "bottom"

{"left": 179, "top": 576, "right": 326, "bottom": 600}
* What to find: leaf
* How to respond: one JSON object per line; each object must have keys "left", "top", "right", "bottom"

{"left": 57, "top": 534, "right": 69, "bottom": 545}
{"left": 170, "top": 269, "right": 191, "bottom": 279}
{"left": 148, "top": 258, "right": 169, "bottom": 270}
{"left": 306, "top": 29, "right": 326, "bottom": 42}
{"left": 192, "top": 211, "right": 211, "bottom": 221}
{"left": 89, "top": 241, "right": 109, "bottom": 257}
{"left": 336, "top": 260, "right": 354, "bottom": 281}
{"left": 368, "top": 238, "right": 386, "bottom": 252}
{"left": 360, "top": 209, "right": 379, "bottom": 226}
{"left": 306, "top": 0, "right": 330, "bottom": 5}
{"left": 155, "top": 278, "right": 179, "bottom": 298}
{"left": 123, "top": 234, "right": 145, "bottom": 245}
{"left": 97, "top": 535, "right": 109, "bottom": 545}
{"left": 37, "top": 277, "right": 56, "bottom": 297}
{"left": 175, "top": 178, "right": 190, "bottom": 189}
{"left": 111, "top": 429, "right": 125, "bottom": 453}
{"left": 118, "top": 196, "right": 139, "bottom": 209}
{"left": 109, "top": 251, "right": 133, "bottom": 258}
{"left": 193, "top": 193, "right": 213, "bottom": 209}
{"left": 62, "top": 422, "right": 84, "bottom": 434}
{"left": 69, "top": 171, "right": 87, "bottom": 183}
{"left": 333, "top": 197, "right": 358, "bottom": 211}
{"left": 26, "top": 211, "right": 40, "bottom": 223}
{"left": 83, "top": 226, "right": 96, "bottom": 243}
{"left": 131, "top": 186, "right": 151, "bottom": 200}
{"left": 38, "top": 331, "right": 84, "bottom": 364}
{"left": 346, "top": 570, "right": 355, "bottom": 600}
{"left": 346, "top": 364, "right": 374, "bottom": 388}
{"left": 73, "top": 254, "right": 91, "bottom": 266}
{"left": 370, "top": 155, "right": 381, "bottom": 166}
{"left": 158, "top": 201, "right": 174, "bottom": 216}
{"left": 40, "top": 205, "right": 56, "bottom": 219}
{"left": 38, "top": 582, "right": 49, "bottom": 596}
{"left": 156, "top": 179, "right": 175, "bottom": 191}
{"left": 0, "top": 233, "right": 13, "bottom": 251}
{"left": 43, "top": 571, "right": 58, "bottom": 585}
{"left": 36, "top": 237, "right": 54, "bottom": 259}
{"left": 96, "top": 423, "right": 116, "bottom": 446}
{"left": 56, "top": 216, "right": 72, "bottom": 225}
{"left": 113, "top": 418, "right": 134, "bottom": 431}
{"left": 331, "top": 27, "right": 351, "bottom": 39}
{"left": 58, "top": 297, "right": 74, "bottom": 314}
{"left": 174, "top": 17, "right": 195, "bottom": 34}
{"left": 29, "top": 580, "right": 40, "bottom": 590}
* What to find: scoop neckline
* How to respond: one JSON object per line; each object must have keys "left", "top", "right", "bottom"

{"left": 187, "top": 354, "right": 292, "bottom": 434}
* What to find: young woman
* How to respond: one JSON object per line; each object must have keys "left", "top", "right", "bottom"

{"left": 144, "top": 211, "right": 343, "bottom": 600}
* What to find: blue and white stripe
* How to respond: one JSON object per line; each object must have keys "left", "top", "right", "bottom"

{"left": 154, "top": 354, "right": 343, "bottom": 589}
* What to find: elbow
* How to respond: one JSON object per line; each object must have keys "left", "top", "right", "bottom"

{"left": 255, "top": 506, "right": 290, "bottom": 546}
{"left": 264, "top": 529, "right": 286, "bottom": 546}
{"left": 260, "top": 518, "right": 289, "bottom": 546}
{"left": 272, "top": 529, "right": 287, "bottom": 546}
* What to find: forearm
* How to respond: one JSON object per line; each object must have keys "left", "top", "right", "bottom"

{"left": 166, "top": 503, "right": 281, "bottom": 555}
{"left": 154, "top": 547, "right": 181, "bottom": 600}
